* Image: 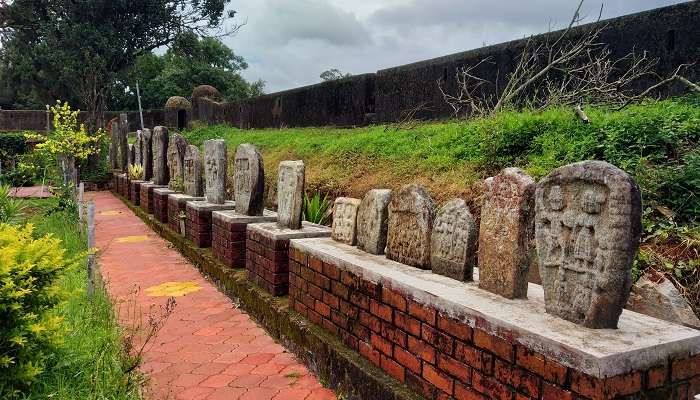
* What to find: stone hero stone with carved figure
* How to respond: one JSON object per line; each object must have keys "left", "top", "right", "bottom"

{"left": 234, "top": 143, "right": 265, "bottom": 216}
{"left": 535, "top": 160, "right": 642, "bottom": 329}
{"left": 386, "top": 185, "right": 436, "bottom": 269}
{"left": 183, "top": 145, "right": 203, "bottom": 197}
{"left": 167, "top": 133, "right": 188, "bottom": 191}
{"left": 430, "top": 199, "right": 477, "bottom": 281}
{"left": 331, "top": 197, "right": 361, "bottom": 245}
{"left": 204, "top": 139, "right": 227, "bottom": 204}
{"left": 277, "top": 161, "right": 305, "bottom": 229}
{"left": 356, "top": 189, "right": 391, "bottom": 255}
{"left": 152, "top": 126, "right": 169, "bottom": 186}
{"left": 478, "top": 168, "right": 535, "bottom": 299}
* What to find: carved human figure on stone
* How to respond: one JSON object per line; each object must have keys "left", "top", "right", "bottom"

{"left": 152, "top": 126, "right": 169, "bottom": 185}
{"left": 134, "top": 130, "right": 143, "bottom": 166}
{"left": 332, "top": 197, "right": 361, "bottom": 245}
{"left": 478, "top": 168, "right": 535, "bottom": 299}
{"left": 356, "top": 189, "right": 391, "bottom": 255}
{"left": 430, "top": 199, "right": 477, "bottom": 281}
{"left": 167, "top": 133, "right": 188, "bottom": 191}
{"left": 535, "top": 160, "right": 642, "bottom": 329}
{"left": 234, "top": 143, "right": 265, "bottom": 216}
{"left": 183, "top": 145, "right": 203, "bottom": 197}
{"left": 386, "top": 185, "right": 436, "bottom": 269}
{"left": 277, "top": 161, "right": 305, "bottom": 229}
{"left": 204, "top": 139, "right": 227, "bottom": 204}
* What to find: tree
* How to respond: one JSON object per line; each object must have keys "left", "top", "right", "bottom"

{"left": 320, "top": 68, "right": 351, "bottom": 82}
{"left": 111, "top": 32, "right": 265, "bottom": 110}
{"left": 0, "top": 0, "right": 239, "bottom": 129}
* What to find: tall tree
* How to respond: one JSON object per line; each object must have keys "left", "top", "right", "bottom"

{"left": 0, "top": 0, "right": 238, "bottom": 129}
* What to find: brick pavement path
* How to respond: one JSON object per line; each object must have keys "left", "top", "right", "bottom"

{"left": 91, "top": 191, "right": 336, "bottom": 400}
{"left": 10, "top": 185, "right": 52, "bottom": 198}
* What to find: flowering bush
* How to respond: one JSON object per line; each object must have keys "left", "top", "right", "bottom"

{"left": 0, "top": 224, "right": 83, "bottom": 394}
{"left": 29, "top": 101, "right": 103, "bottom": 162}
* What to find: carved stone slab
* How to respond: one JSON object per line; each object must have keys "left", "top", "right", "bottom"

{"left": 331, "top": 197, "right": 361, "bottom": 245}
{"left": 478, "top": 168, "right": 535, "bottom": 299}
{"left": 234, "top": 143, "right": 265, "bottom": 216}
{"left": 142, "top": 128, "right": 153, "bottom": 181}
{"left": 535, "top": 160, "right": 642, "bottom": 329}
{"left": 119, "top": 113, "right": 129, "bottom": 172}
{"left": 356, "top": 189, "right": 391, "bottom": 255}
{"left": 128, "top": 144, "right": 135, "bottom": 167}
{"left": 167, "top": 133, "right": 188, "bottom": 191}
{"left": 184, "top": 145, "right": 203, "bottom": 197}
{"left": 134, "top": 130, "right": 142, "bottom": 166}
{"left": 109, "top": 121, "right": 118, "bottom": 170}
{"left": 386, "top": 185, "right": 436, "bottom": 269}
{"left": 152, "top": 126, "right": 169, "bottom": 185}
{"left": 430, "top": 199, "right": 477, "bottom": 281}
{"left": 276, "top": 161, "right": 305, "bottom": 229}
{"left": 204, "top": 139, "right": 227, "bottom": 204}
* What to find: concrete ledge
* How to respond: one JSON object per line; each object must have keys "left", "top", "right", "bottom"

{"left": 248, "top": 221, "right": 333, "bottom": 241}
{"left": 113, "top": 191, "right": 423, "bottom": 400}
{"left": 153, "top": 187, "right": 176, "bottom": 196}
{"left": 187, "top": 200, "right": 236, "bottom": 211}
{"left": 290, "top": 237, "right": 700, "bottom": 379}
{"left": 212, "top": 209, "right": 278, "bottom": 225}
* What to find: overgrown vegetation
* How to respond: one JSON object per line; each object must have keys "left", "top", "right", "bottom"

{"left": 183, "top": 95, "right": 700, "bottom": 312}
{"left": 0, "top": 199, "right": 142, "bottom": 399}
{"left": 303, "top": 193, "right": 332, "bottom": 226}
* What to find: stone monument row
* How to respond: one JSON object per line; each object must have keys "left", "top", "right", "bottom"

{"left": 355, "top": 189, "right": 391, "bottom": 255}
{"left": 386, "top": 184, "right": 436, "bottom": 269}
{"left": 430, "top": 198, "right": 478, "bottom": 281}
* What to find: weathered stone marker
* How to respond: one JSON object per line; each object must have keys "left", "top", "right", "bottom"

{"left": 277, "top": 161, "right": 305, "bottom": 229}
{"left": 128, "top": 144, "right": 135, "bottom": 167}
{"left": 234, "top": 143, "right": 265, "bottom": 216}
{"left": 331, "top": 197, "right": 361, "bottom": 245}
{"left": 109, "top": 121, "right": 118, "bottom": 170}
{"left": 142, "top": 128, "right": 153, "bottom": 181}
{"left": 356, "top": 189, "right": 391, "bottom": 255}
{"left": 183, "top": 145, "right": 203, "bottom": 197}
{"left": 535, "top": 160, "right": 642, "bottom": 329}
{"left": 167, "top": 133, "right": 188, "bottom": 191}
{"left": 430, "top": 199, "right": 477, "bottom": 281}
{"left": 478, "top": 168, "right": 535, "bottom": 299}
{"left": 204, "top": 139, "right": 227, "bottom": 204}
{"left": 134, "top": 130, "right": 143, "bottom": 166}
{"left": 152, "top": 126, "right": 169, "bottom": 186}
{"left": 119, "top": 113, "right": 129, "bottom": 172}
{"left": 386, "top": 185, "right": 436, "bottom": 269}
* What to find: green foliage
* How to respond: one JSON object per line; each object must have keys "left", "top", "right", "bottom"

{"left": 127, "top": 164, "right": 144, "bottom": 181}
{"left": 46, "top": 184, "right": 78, "bottom": 216}
{"left": 0, "top": 223, "right": 83, "bottom": 396}
{"left": 184, "top": 95, "right": 700, "bottom": 224}
{"left": 320, "top": 68, "right": 351, "bottom": 82}
{"left": 170, "top": 175, "right": 184, "bottom": 192}
{"left": 0, "top": 184, "right": 27, "bottom": 224}
{"left": 303, "top": 192, "right": 332, "bottom": 226}
{"left": 28, "top": 102, "right": 103, "bottom": 162}
{"left": 0, "top": 133, "right": 27, "bottom": 161}
{"left": 114, "top": 32, "right": 265, "bottom": 110}
{"left": 19, "top": 201, "right": 143, "bottom": 399}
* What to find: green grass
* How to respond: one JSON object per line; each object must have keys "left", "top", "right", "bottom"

{"left": 184, "top": 96, "right": 700, "bottom": 224}
{"left": 20, "top": 200, "right": 142, "bottom": 400}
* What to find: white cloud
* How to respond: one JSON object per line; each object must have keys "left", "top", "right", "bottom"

{"left": 224, "top": 0, "right": 689, "bottom": 92}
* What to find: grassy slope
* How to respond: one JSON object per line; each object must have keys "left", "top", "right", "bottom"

{"left": 22, "top": 200, "right": 141, "bottom": 400}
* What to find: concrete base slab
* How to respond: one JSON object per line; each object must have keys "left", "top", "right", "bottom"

{"left": 185, "top": 200, "right": 236, "bottom": 247}
{"left": 290, "top": 237, "right": 700, "bottom": 379}
{"left": 212, "top": 210, "right": 278, "bottom": 268}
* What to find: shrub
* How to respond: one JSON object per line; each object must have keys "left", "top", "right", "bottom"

{"left": 0, "top": 224, "right": 83, "bottom": 396}
{"left": 127, "top": 164, "right": 144, "bottom": 181}
{"left": 0, "top": 184, "right": 27, "bottom": 224}
{"left": 303, "top": 192, "right": 331, "bottom": 226}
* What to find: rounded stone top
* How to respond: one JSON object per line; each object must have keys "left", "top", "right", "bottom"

{"left": 164, "top": 96, "right": 192, "bottom": 110}
{"left": 191, "top": 85, "right": 221, "bottom": 101}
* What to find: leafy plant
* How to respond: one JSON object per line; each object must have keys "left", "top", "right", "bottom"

{"left": 0, "top": 184, "right": 27, "bottom": 224}
{"left": 0, "top": 224, "right": 84, "bottom": 396}
{"left": 127, "top": 164, "right": 144, "bottom": 181}
{"left": 169, "top": 175, "right": 184, "bottom": 192}
{"left": 47, "top": 183, "right": 78, "bottom": 216}
{"left": 302, "top": 192, "right": 332, "bottom": 226}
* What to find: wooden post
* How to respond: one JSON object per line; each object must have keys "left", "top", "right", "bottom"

{"left": 86, "top": 202, "right": 96, "bottom": 297}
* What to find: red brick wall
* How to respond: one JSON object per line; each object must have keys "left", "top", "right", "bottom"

{"left": 130, "top": 181, "right": 142, "bottom": 205}
{"left": 288, "top": 247, "right": 700, "bottom": 400}
{"left": 246, "top": 229, "right": 290, "bottom": 296}
{"left": 168, "top": 196, "right": 186, "bottom": 234}
{"left": 140, "top": 185, "right": 155, "bottom": 214}
{"left": 185, "top": 205, "right": 213, "bottom": 248}
{"left": 212, "top": 218, "right": 247, "bottom": 268}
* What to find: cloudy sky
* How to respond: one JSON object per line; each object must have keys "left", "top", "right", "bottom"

{"left": 222, "top": 0, "right": 688, "bottom": 93}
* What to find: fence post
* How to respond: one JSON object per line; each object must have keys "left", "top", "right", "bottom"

{"left": 86, "top": 202, "right": 96, "bottom": 297}
{"left": 78, "top": 182, "right": 85, "bottom": 234}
